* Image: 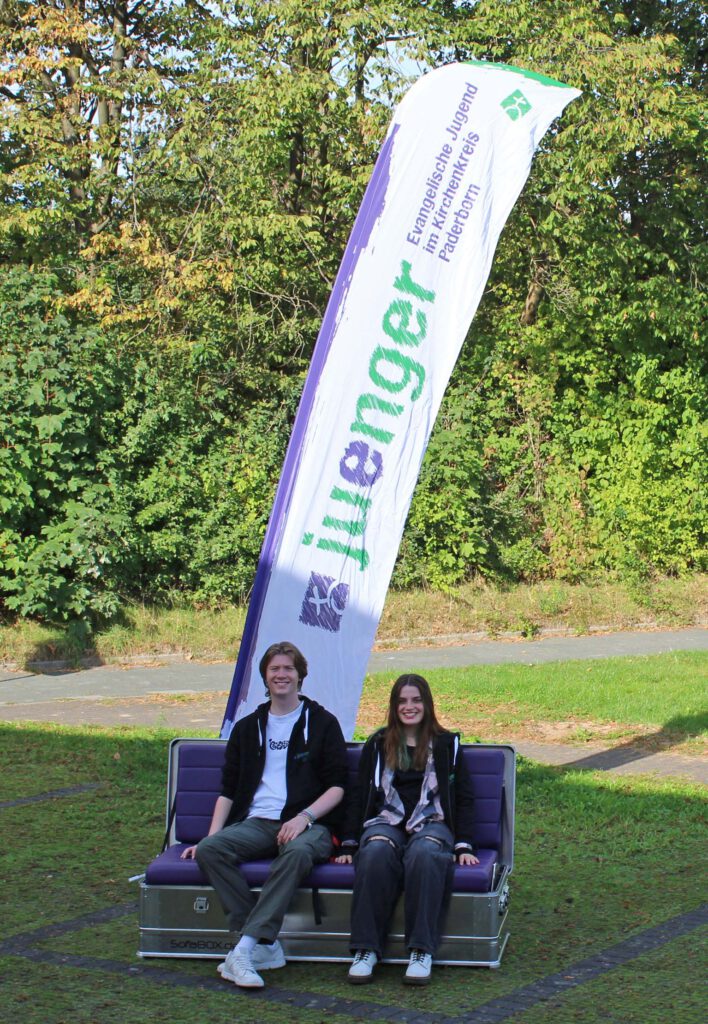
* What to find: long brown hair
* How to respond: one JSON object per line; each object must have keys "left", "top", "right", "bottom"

{"left": 383, "top": 673, "right": 443, "bottom": 770}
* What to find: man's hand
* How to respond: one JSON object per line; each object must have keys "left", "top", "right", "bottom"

{"left": 180, "top": 845, "right": 198, "bottom": 860}
{"left": 277, "top": 814, "right": 309, "bottom": 845}
{"left": 333, "top": 853, "right": 353, "bottom": 864}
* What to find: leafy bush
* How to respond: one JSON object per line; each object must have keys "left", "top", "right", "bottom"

{"left": 0, "top": 268, "right": 136, "bottom": 621}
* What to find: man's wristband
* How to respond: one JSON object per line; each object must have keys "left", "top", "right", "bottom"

{"left": 298, "top": 809, "right": 316, "bottom": 827}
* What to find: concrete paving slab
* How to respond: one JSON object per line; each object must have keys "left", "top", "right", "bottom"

{"left": 0, "top": 696, "right": 227, "bottom": 730}
{"left": 0, "top": 659, "right": 232, "bottom": 703}
{"left": 511, "top": 740, "right": 707, "bottom": 785}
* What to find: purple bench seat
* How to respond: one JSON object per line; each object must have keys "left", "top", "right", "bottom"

{"left": 145, "top": 842, "right": 499, "bottom": 893}
{"left": 145, "top": 741, "right": 506, "bottom": 895}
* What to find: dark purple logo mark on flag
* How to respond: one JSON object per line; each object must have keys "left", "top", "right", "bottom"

{"left": 299, "top": 572, "right": 350, "bottom": 633}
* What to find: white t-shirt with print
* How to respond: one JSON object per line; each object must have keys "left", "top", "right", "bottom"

{"left": 248, "top": 704, "right": 303, "bottom": 819}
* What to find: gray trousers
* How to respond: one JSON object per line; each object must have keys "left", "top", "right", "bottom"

{"left": 350, "top": 821, "right": 455, "bottom": 957}
{"left": 196, "top": 817, "right": 332, "bottom": 942}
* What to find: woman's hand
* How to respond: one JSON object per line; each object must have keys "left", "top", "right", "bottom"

{"left": 333, "top": 853, "right": 353, "bottom": 864}
{"left": 457, "top": 852, "right": 479, "bottom": 866}
{"left": 180, "top": 845, "right": 198, "bottom": 860}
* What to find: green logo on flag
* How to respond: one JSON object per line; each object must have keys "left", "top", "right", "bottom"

{"left": 501, "top": 89, "right": 532, "bottom": 120}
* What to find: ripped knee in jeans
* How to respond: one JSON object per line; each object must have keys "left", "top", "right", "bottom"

{"left": 422, "top": 836, "right": 443, "bottom": 849}
{"left": 364, "top": 834, "right": 398, "bottom": 851}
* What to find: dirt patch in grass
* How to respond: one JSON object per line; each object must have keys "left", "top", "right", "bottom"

{"left": 99, "top": 690, "right": 231, "bottom": 706}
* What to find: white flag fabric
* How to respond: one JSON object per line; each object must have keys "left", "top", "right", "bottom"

{"left": 222, "top": 61, "right": 580, "bottom": 738}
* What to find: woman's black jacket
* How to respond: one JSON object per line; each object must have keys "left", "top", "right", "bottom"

{"left": 340, "top": 728, "right": 476, "bottom": 851}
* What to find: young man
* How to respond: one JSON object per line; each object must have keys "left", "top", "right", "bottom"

{"left": 181, "top": 641, "right": 348, "bottom": 988}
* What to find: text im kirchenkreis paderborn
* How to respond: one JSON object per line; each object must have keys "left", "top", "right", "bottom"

{"left": 406, "top": 82, "right": 483, "bottom": 264}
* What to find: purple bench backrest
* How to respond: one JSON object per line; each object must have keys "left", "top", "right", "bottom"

{"left": 173, "top": 742, "right": 224, "bottom": 844}
{"left": 172, "top": 741, "right": 505, "bottom": 851}
{"left": 465, "top": 746, "right": 505, "bottom": 850}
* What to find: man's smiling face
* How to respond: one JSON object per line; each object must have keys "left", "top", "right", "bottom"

{"left": 265, "top": 654, "right": 300, "bottom": 702}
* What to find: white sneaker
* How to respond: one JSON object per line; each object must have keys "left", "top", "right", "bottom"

{"left": 218, "top": 941, "right": 285, "bottom": 975}
{"left": 251, "top": 940, "right": 286, "bottom": 970}
{"left": 348, "top": 949, "right": 378, "bottom": 983}
{"left": 218, "top": 947, "right": 264, "bottom": 988}
{"left": 404, "top": 949, "right": 432, "bottom": 985}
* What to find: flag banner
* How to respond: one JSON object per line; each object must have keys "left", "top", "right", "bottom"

{"left": 222, "top": 61, "right": 580, "bottom": 738}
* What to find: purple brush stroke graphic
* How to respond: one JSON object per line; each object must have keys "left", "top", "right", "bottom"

{"left": 220, "top": 126, "right": 399, "bottom": 735}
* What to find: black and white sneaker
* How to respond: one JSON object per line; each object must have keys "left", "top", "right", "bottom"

{"left": 404, "top": 949, "right": 432, "bottom": 985}
{"left": 348, "top": 949, "right": 378, "bottom": 983}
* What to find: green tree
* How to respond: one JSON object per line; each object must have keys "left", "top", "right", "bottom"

{"left": 398, "top": 0, "right": 706, "bottom": 584}
{"left": 1, "top": 1, "right": 705, "bottom": 620}
{"left": 0, "top": 0, "right": 205, "bottom": 260}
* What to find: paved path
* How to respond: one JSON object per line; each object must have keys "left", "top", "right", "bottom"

{"left": 1, "top": 627, "right": 706, "bottom": 702}
{"left": 1, "top": 627, "right": 705, "bottom": 784}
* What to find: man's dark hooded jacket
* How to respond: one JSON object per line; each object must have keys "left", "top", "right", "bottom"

{"left": 220, "top": 695, "right": 348, "bottom": 831}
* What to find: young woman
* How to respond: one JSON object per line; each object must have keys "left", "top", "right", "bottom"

{"left": 336, "top": 673, "right": 478, "bottom": 985}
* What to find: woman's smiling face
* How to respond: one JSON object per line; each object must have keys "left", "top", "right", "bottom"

{"left": 397, "top": 683, "right": 425, "bottom": 733}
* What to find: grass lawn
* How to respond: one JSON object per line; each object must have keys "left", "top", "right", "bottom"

{"left": 359, "top": 651, "right": 708, "bottom": 755}
{"left": 1, "top": 720, "right": 705, "bottom": 1024}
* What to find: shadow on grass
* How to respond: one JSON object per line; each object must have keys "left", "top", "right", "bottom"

{"left": 15, "top": 619, "right": 108, "bottom": 672}
{"left": 559, "top": 710, "right": 708, "bottom": 771}
{"left": 7, "top": 606, "right": 139, "bottom": 672}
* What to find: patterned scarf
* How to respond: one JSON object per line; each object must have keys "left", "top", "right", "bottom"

{"left": 364, "top": 742, "right": 444, "bottom": 834}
